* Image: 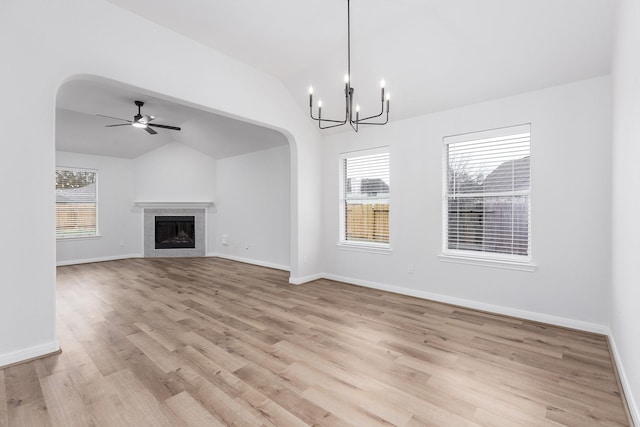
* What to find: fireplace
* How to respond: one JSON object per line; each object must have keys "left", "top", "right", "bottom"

{"left": 140, "top": 205, "right": 209, "bottom": 258}
{"left": 155, "top": 216, "right": 195, "bottom": 249}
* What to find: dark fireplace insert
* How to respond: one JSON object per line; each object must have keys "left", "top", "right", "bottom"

{"left": 155, "top": 216, "right": 195, "bottom": 249}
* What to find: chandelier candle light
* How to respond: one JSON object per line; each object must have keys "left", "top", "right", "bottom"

{"left": 308, "top": 0, "right": 390, "bottom": 132}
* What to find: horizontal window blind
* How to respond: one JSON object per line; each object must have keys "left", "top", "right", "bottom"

{"left": 341, "top": 150, "right": 390, "bottom": 245}
{"left": 56, "top": 168, "right": 97, "bottom": 238}
{"left": 444, "top": 125, "right": 530, "bottom": 258}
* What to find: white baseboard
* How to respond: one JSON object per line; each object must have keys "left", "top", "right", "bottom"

{"left": 207, "top": 253, "right": 290, "bottom": 272}
{"left": 57, "top": 253, "right": 291, "bottom": 272}
{"left": 56, "top": 254, "right": 142, "bottom": 266}
{"left": 608, "top": 333, "right": 640, "bottom": 426}
{"left": 289, "top": 273, "right": 324, "bottom": 285}
{"left": 321, "top": 273, "right": 609, "bottom": 335}
{"left": 0, "top": 340, "right": 60, "bottom": 368}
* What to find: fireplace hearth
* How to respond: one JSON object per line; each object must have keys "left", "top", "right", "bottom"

{"left": 155, "top": 216, "right": 195, "bottom": 249}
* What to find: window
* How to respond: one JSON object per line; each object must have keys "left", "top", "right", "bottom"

{"left": 339, "top": 148, "right": 390, "bottom": 248}
{"left": 56, "top": 168, "right": 98, "bottom": 238}
{"left": 444, "top": 124, "right": 530, "bottom": 262}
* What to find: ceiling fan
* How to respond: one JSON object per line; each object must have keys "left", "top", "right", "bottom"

{"left": 97, "top": 100, "right": 181, "bottom": 135}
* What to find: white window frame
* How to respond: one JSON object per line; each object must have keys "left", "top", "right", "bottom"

{"left": 338, "top": 147, "right": 391, "bottom": 252}
{"left": 441, "top": 124, "right": 535, "bottom": 271}
{"left": 56, "top": 167, "right": 99, "bottom": 239}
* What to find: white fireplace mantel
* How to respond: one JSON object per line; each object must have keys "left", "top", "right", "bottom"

{"left": 134, "top": 201, "right": 214, "bottom": 209}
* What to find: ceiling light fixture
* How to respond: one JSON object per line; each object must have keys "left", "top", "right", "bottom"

{"left": 308, "top": 0, "right": 390, "bottom": 132}
{"left": 98, "top": 100, "right": 181, "bottom": 135}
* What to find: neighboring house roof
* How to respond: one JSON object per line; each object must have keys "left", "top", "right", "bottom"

{"left": 56, "top": 183, "right": 96, "bottom": 203}
{"left": 483, "top": 156, "right": 530, "bottom": 192}
{"left": 361, "top": 178, "right": 390, "bottom": 195}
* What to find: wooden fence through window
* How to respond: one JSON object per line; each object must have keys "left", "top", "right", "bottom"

{"left": 56, "top": 203, "right": 96, "bottom": 235}
{"left": 346, "top": 203, "right": 389, "bottom": 243}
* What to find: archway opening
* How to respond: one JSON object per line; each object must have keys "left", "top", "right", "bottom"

{"left": 55, "top": 75, "right": 293, "bottom": 270}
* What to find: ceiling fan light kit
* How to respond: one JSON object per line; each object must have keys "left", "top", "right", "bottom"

{"left": 308, "top": 0, "right": 390, "bottom": 132}
{"left": 97, "top": 100, "right": 181, "bottom": 135}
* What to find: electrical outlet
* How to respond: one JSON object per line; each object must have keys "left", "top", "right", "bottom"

{"left": 221, "top": 234, "right": 229, "bottom": 246}
{"left": 408, "top": 264, "right": 414, "bottom": 274}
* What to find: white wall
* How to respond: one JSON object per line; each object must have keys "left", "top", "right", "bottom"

{"left": 0, "top": 0, "right": 322, "bottom": 366}
{"left": 58, "top": 142, "right": 220, "bottom": 266}
{"left": 133, "top": 142, "right": 216, "bottom": 203}
{"left": 322, "top": 76, "right": 611, "bottom": 331}
{"left": 57, "top": 142, "right": 291, "bottom": 270}
{"left": 611, "top": 0, "right": 640, "bottom": 423}
{"left": 56, "top": 151, "right": 140, "bottom": 264}
{"left": 56, "top": 143, "right": 217, "bottom": 265}
{"left": 213, "top": 145, "right": 290, "bottom": 269}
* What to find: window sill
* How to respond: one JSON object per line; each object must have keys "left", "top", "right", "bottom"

{"left": 56, "top": 234, "right": 101, "bottom": 241}
{"left": 337, "top": 242, "right": 392, "bottom": 255}
{"left": 438, "top": 253, "right": 536, "bottom": 272}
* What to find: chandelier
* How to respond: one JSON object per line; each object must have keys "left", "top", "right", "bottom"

{"left": 308, "top": 0, "right": 390, "bottom": 132}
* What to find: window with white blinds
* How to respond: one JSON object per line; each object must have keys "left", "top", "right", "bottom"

{"left": 340, "top": 148, "right": 390, "bottom": 248}
{"left": 56, "top": 168, "right": 98, "bottom": 238}
{"left": 444, "top": 124, "right": 530, "bottom": 260}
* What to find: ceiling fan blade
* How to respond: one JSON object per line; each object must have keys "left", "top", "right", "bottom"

{"left": 148, "top": 123, "right": 181, "bottom": 131}
{"left": 97, "top": 114, "right": 131, "bottom": 122}
{"left": 99, "top": 103, "right": 177, "bottom": 134}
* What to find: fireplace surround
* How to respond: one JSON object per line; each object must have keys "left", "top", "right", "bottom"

{"left": 141, "top": 205, "right": 208, "bottom": 257}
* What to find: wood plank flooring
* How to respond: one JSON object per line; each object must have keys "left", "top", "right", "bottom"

{"left": 0, "top": 257, "right": 631, "bottom": 426}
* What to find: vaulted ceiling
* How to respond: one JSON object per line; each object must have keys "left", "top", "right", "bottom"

{"left": 56, "top": 78, "right": 288, "bottom": 159}
{"left": 105, "top": 0, "right": 614, "bottom": 120}
{"left": 57, "top": 0, "right": 614, "bottom": 159}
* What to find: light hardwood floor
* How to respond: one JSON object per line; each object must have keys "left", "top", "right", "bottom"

{"left": 0, "top": 257, "right": 631, "bottom": 426}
